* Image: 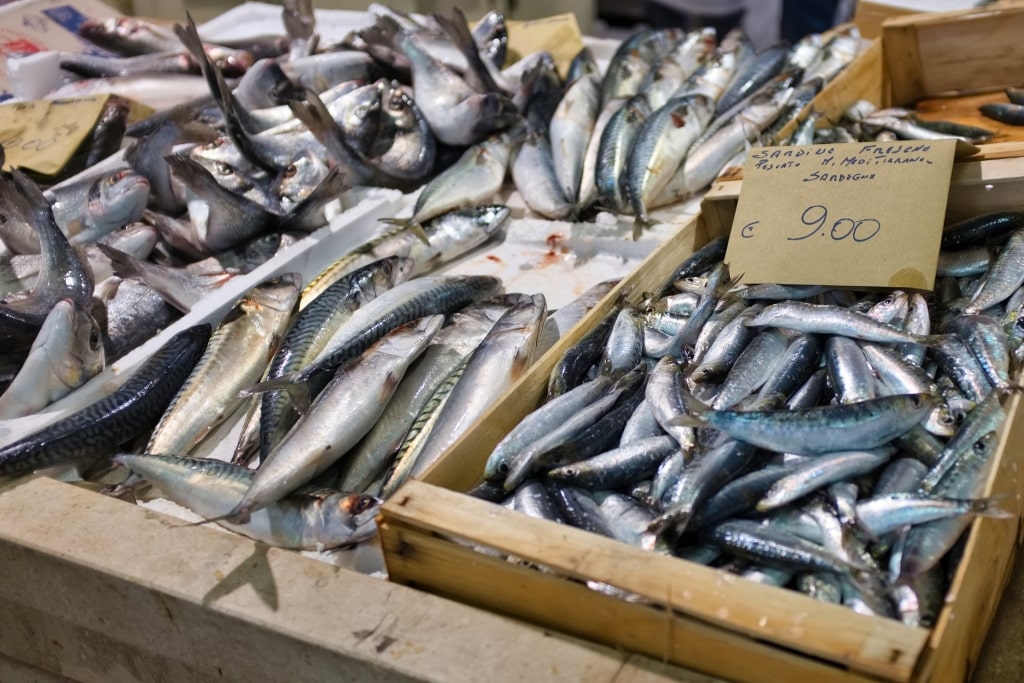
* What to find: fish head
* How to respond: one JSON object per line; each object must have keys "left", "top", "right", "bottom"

{"left": 924, "top": 402, "right": 957, "bottom": 438}
{"left": 41, "top": 299, "right": 104, "bottom": 389}
{"left": 275, "top": 152, "right": 330, "bottom": 207}
{"left": 192, "top": 157, "right": 256, "bottom": 196}
{"left": 89, "top": 169, "right": 150, "bottom": 231}
{"left": 317, "top": 493, "right": 382, "bottom": 547}
{"left": 471, "top": 205, "right": 511, "bottom": 237}
{"left": 241, "top": 233, "right": 285, "bottom": 273}
{"left": 382, "top": 255, "right": 416, "bottom": 287}
{"left": 869, "top": 290, "right": 910, "bottom": 324}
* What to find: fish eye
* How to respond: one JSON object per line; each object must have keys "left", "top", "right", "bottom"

{"left": 355, "top": 105, "right": 368, "bottom": 118}
{"left": 89, "top": 328, "right": 101, "bottom": 350}
{"left": 497, "top": 461, "right": 510, "bottom": 475}
{"left": 351, "top": 495, "right": 377, "bottom": 514}
{"left": 973, "top": 439, "right": 988, "bottom": 454}
{"left": 215, "top": 162, "right": 232, "bottom": 176}
{"left": 284, "top": 164, "right": 298, "bottom": 178}
{"left": 940, "top": 412, "right": 955, "bottom": 425}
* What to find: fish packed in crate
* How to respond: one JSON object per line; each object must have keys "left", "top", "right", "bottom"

{"left": 470, "top": 213, "right": 1024, "bottom": 626}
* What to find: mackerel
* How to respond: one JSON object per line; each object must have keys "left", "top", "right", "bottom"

{"left": 147, "top": 275, "right": 300, "bottom": 456}
{"left": 0, "top": 324, "right": 210, "bottom": 476}
{"left": 117, "top": 454, "right": 380, "bottom": 550}
{"left": 226, "top": 316, "right": 442, "bottom": 522}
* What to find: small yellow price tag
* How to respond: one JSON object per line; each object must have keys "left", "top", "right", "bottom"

{"left": 0, "top": 95, "right": 109, "bottom": 177}
{"left": 724, "top": 139, "right": 958, "bottom": 290}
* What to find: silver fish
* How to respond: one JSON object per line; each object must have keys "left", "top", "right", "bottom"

{"left": 115, "top": 454, "right": 380, "bottom": 550}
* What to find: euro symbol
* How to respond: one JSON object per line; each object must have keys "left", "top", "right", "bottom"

{"left": 741, "top": 220, "right": 759, "bottom": 238}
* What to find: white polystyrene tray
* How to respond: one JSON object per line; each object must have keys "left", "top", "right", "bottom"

{"left": 0, "top": 187, "right": 406, "bottom": 445}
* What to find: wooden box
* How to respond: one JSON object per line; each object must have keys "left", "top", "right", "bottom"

{"left": 379, "top": 170, "right": 1024, "bottom": 681}
{"left": 880, "top": 5, "right": 1024, "bottom": 146}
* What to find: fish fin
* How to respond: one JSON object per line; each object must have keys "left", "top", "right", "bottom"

{"left": 239, "top": 375, "right": 312, "bottom": 414}
{"left": 175, "top": 14, "right": 277, "bottom": 172}
{"left": 647, "top": 507, "right": 693, "bottom": 538}
{"left": 378, "top": 217, "right": 429, "bottom": 244}
{"left": 95, "top": 242, "right": 144, "bottom": 279}
{"left": 432, "top": 7, "right": 503, "bottom": 93}
{"left": 632, "top": 215, "right": 655, "bottom": 241}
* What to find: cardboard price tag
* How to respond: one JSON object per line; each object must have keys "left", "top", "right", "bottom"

{"left": 0, "top": 95, "right": 110, "bottom": 176}
{"left": 724, "top": 139, "right": 958, "bottom": 290}
{"left": 504, "top": 13, "right": 583, "bottom": 79}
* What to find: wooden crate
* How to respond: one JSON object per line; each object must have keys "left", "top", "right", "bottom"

{"left": 379, "top": 199, "right": 1024, "bottom": 681}
{"left": 880, "top": 5, "right": 1024, "bottom": 144}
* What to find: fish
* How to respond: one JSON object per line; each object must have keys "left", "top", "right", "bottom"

{"left": 396, "top": 294, "right": 547, "bottom": 489}
{"left": 626, "top": 94, "right": 714, "bottom": 233}
{"left": 549, "top": 66, "right": 601, "bottom": 204}
{"left": 0, "top": 299, "right": 104, "bottom": 419}
{"left": 0, "top": 172, "right": 94, "bottom": 348}
{"left": 257, "top": 256, "right": 413, "bottom": 463}
{"left": 360, "top": 14, "right": 518, "bottom": 146}
{"left": 224, "top": 315, "right": 442, "bottom": 523}
{"left": 115, "top": 454, "right": 380, "bottom": 550}
{"left": 145, "top": 275, "right": 300, "bottom": 456}
{"left": 0, "top": 324, "right": 210, "bottom": 476}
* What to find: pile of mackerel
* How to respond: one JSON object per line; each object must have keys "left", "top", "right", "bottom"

{"left": 473, "top": 212, "right": 1024, "bottom": 625}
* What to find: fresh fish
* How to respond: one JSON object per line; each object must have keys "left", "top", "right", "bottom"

{"left": 146, "top": 275, "right": 300, "bottom": 456}
{"left": 757, "top": 449, "right": 891, "bottom": 512}
{"left": 511, "top": 127, "right": 572, "bottom": 219}
{"left": 400, "top": 295, "right": 547, "bottom": 486}
{"left": 226, "top": 315, "right": 442, "bottom": 523}
{"left": 273, "top": 274, "right": 502, "bottom": 388}
{"left": 97, "top": 243, "right": 234, "bottom": 313}
{"left": 0, "top": 172, "right": 94, "bottom": 348}
{"left": 627, "top": 94, "right": 714, "bottom": 232}
{"left": 549, "top": 67, "right": 600, "bottom": 204}
{"left": 595, "top": 95, "right": 650, "bottom": 213}
{"left": 0, "top": 299, "right": 104, "bottom": 419}
{"left": 0, "top": 324, "right": 210, "bottom": 476}
{"left": 116, "top": 454, "right": 380, "bottom": 550}
{"left": 301, "top": 206, "right": 508, "bottom": 308}
{"left": 966, "top": 229, "right": 1024, "bottom": 314}
{"left": 640, "top": 28, "right": 716, "bottom": 111}
{"left": 97, "top": 277, "right": 180, "bottom": 363}
{"left": 338, "top": 300, "right": 508, "bottom": 491}
{"left": 360, "top": 14, "right": 518, "bottom": 146}
{"left": 391, "top": 131, "right": 516, "bottom": 228}
{"left": 674, "top": 390, "right": 937, "bottom": 456}
{"left": 601, "top": 29, "right": 684, "bottom": 105}
{"left": 746, "top": 302, "right": 931, "bottom": 344}
{"left": 256, "top": 257, "right": 413, "bottom": 463}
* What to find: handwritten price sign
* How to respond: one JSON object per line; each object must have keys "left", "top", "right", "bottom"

{"left": 0, "top": 96, "right": 108, "bottom": 177}
{"left": 725, "top": 139, "right": 958, "bottom": 290}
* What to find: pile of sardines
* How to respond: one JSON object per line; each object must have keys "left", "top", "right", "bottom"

{"left": 0, "top": 194, "right": 617, "bottom": 550}
{"left": 471, "top": 210, "right": 1024, "bottom": 625}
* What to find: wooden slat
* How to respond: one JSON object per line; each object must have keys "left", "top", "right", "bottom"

{"left": 917, "top": 392, "right": 1024, "bottom": 683}
{"left": 419, "top": 215, "right": 707, "bottom": 493}
{"left": 380, "top": 520, "right": 883, "bottom": 683}
{"left": 883, "top": 6, "right": 1024, "bottom": 105}
{"left": 382, "top": 482, "right": 929, "bottom": 681}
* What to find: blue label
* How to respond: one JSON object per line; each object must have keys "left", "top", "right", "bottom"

{"left": 42, "top": 5, "right": 90, "bottom": 33}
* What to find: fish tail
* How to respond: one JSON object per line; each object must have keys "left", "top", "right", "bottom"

{"left": 966, "top": 495, "right": 1016, "bottom": 518}
{"left": 632, "top": 215, "right": 655, "bottom": 241}
{"left": 669, "top": 382, "right": 708, "bottom": 428}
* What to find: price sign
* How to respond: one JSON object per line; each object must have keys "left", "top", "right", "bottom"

{"left": 724, "top": 139, "right": 958, "bottom": 290}
{"left": 0, "top": 95, "right": 109, "bottom": 177}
